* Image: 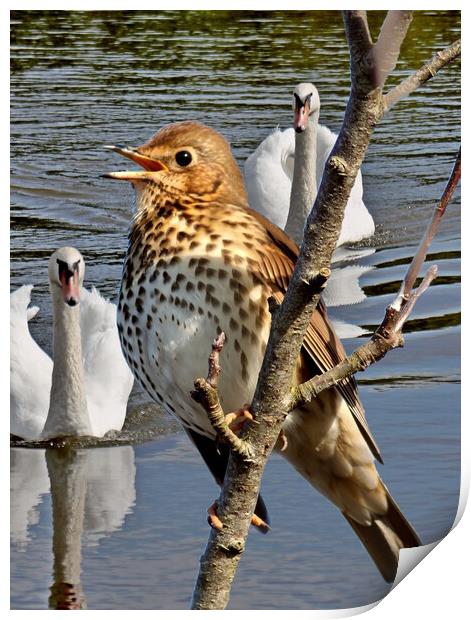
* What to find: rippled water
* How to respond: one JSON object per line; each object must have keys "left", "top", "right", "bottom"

{"left": 10, "top": 10, "right": 460, "bottom": 610}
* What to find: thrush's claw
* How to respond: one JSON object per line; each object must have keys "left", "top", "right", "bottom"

{"left": 207, "top": 500, "right": 224, "bottom": 530}
{"left": 207, "top": 500, "right": 270, "bottom": 534}
{"left": 225, "top": 405, "right": 255, "bottom": 434}
{"left": 251, "top": 513, "right": 271, "bottom": 534}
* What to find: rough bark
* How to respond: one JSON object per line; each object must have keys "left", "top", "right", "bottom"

{"left": 191, "top": 11, "right": 460, "bottom": 610}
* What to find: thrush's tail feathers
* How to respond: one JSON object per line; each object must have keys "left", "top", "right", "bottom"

{"left": 280, "top": 392, "right": 421, "bottom": 581}
{"left": 343, "top": 483, "right": 421, "bottom": 582}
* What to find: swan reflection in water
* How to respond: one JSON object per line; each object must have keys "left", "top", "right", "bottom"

{"left": 10, "top": 446, "right": 136, "bottom": 609}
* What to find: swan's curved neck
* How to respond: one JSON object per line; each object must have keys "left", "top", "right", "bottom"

{"left": 41, "top": 287, "right": 92, "bottom": 439}
{"left": 285, "top": 109, "right": 319, "bottom": 246}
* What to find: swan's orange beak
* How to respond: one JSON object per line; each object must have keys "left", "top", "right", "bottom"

{"left": 59, "top": 265, "right": 80, "bottom": 307}
{"left": 104, "top": 145, "right": 169, "bottom": 181}
{"left": 293, "top": 97, "right": 311, "bottom": 133}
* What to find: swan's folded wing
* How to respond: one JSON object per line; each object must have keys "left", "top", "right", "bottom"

{"left": 10, "top": 285, "right": 53, "bottom": 440}
{"left": 79, "top": 287, "right": 134, "bottom": 433}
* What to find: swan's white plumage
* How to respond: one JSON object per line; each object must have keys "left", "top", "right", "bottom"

{"left": 244, "top": 126, "right": 375, "bottom": 246}
{"left": 10, "top": 285, "right": 53, "bottom": 440}
{"left": 10, "top": 283, "right": 133, "bottom": 440}
{"left": 80, "top": 286, "right": 134, "bottom": 437}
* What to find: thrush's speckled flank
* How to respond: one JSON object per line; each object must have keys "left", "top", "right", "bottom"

{"left": 117, "top": 184, "right": 275, "bottom": 437}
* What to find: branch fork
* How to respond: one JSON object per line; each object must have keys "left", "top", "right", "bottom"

{"left": 190, "top": 333, "right": 256, "bottom": 462}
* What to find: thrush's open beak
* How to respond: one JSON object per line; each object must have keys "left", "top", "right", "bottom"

{"left": 103, "top": 145, "right": 169, "bottom": 181}
{"left": 293, "top": 99, "right": 311, "bottom": 133}
{"left": 105, "top": 145, "right": 168, "bottom": 171}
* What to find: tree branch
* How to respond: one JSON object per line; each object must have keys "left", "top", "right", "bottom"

{"left": 191, "top": 12, "right": 460, "bottom": 609}
{"left": 290, "top": 264, "right": 436, "bottom": 410}
{"left": 371, "top": 11, "right": 414, "bottom": 88}
{"left": 192, "top": 11, "right": 390, "bottom": 604}
{"left": 343, "top": 11, "right": 374, "bottom": 91}
{"left": 190, "top": 333, "right": 255, "bottom": 461}
{"left": 393, "top": 265, "right": 438, "bottom": 333}
{"left": 384, "top": 39, "right": 461, "bottom": 109}
{"left": 343, "top": 10, "right": 373, "bottom": 63}
{"left": 392, "top": 147, "right": 461, "bottom": 312}
{"left": 290, "top": 331, "right": 403, "bottom": 411}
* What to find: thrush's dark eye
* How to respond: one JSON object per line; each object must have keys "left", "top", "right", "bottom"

{"left": 175, "top": 150, "right": 192, "bottom": 167}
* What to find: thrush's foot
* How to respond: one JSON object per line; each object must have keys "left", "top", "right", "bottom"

{"left": 225, "top": 406, "right": 255, "bottom": 434}
{"left": 251, "top": 513, "right": 270, "bottom": 534}
{"left": 207, "top": 500, "right": 223, "bottom": 530}
{"left": 277, "top": 428, "right": 288, "bottom": 451}
{"left": 207, "top": 500, "right": 270, "bottom": 534}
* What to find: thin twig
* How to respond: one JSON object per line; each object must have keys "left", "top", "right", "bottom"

{"left": 394, "top": 265, "right": 438, "bottom": 333}
{"left": 392, "top": 147, "right": 461, "bottom": 309}
{"left": 384, "top": 39, "right": 461, "bottom": 110}
{"left": 190, "top": 334, "right": 255, "bottom": 461}
{"left": 207, "top": 331, "right": 225, "bottom": 388}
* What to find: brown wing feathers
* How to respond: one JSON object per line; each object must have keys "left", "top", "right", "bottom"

{"left": 248, "top": 208, "right": 383, "bottom": 463}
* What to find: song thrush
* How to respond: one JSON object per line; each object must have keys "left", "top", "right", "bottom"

{"left": 106, "top": 120, "right": 420, "bottom": 582}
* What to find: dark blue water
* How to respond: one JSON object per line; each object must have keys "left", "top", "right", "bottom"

{"left": 10, "top": 10, "right": 460, "bottom": 610}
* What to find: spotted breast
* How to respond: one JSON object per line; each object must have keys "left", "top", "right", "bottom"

{"left": 118, "top": 193, "right": 275, "bottom": 439}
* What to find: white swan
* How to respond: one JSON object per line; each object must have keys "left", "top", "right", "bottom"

{"left": 10, "top": 247, "right": 134, "bottom": 441}
{"left": 244, "top": 82, "right": 375, "bottom": 247}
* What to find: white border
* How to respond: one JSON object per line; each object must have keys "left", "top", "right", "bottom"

{"left": 5, "top": 3, "right": 466, "bottom": 618}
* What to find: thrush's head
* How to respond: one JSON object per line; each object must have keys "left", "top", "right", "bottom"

{"left": 106, "top": 121, "right": 248, "bottom": 208}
